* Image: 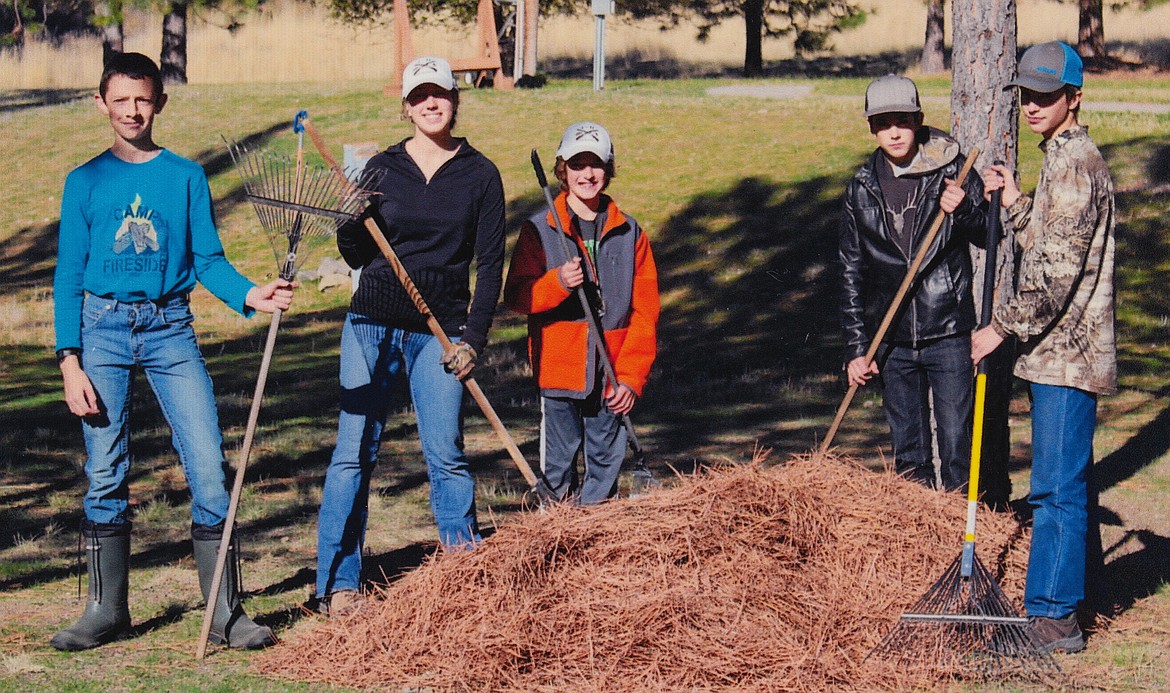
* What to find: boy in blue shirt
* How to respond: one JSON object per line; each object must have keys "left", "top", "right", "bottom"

{"left": 51, "top": 52, "right": 293, "bottom": 651}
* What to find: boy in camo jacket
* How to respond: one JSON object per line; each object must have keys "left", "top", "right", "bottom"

{"left": 973, "top": 41, "right": 1117, "bottom": 655}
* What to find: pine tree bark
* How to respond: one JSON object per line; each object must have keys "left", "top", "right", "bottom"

{"left": 921, "top": 0, "right": 945, "bottom": 73}
{"left": 161, "top": 2, "right": 188, "bottom": 85}
{"left": 950, "top": 0, "right": 1018, "bottom": 507}
{"left": 1077, "top": 0, "right": 1106, "bottom": 58}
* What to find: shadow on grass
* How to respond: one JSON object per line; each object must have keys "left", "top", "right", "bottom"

{"left": 1101, "top": 529, "right": 1170, "bottom": 613}
{"left": 0, "top": 88, "right": 90, "bottom": 114}
{"left": 541, "top": 39, "right": 1170, "bottom": 82}
{"left": 4, "top": 131, "right": 1170, "bottom": 625}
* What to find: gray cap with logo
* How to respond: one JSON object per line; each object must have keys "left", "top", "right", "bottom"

{"left": 1006, "top": 41, "right": 1084, "bottom": 93}
{"left": 864, "top": 74, "right": 922, "bottom": 118}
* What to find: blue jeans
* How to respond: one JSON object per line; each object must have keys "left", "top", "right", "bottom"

{"left": 316, "top": 314, "right": 479, "bottom": 598}
{"left": 1025, "top": 382, "right": 1097, "bottom": 619}
{"left": 78, "top": 295, "right": 230, "bottom": 526}
{"left": 877, "top": 334, "right": 973, "bottom": 491}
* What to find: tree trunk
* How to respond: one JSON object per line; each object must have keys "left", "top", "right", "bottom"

{"left": 951, "top": 0, "right": 1018, "bottom": 508}
{"left": 161, "top": 2, "right": 188, "bottom": 85}
{"left": 95, "top": 0, "right": 124, "bottom": 65}
{"left": 743, "top": 0, "right": 763, "bottom": 76}
{"left": 1077, "top": 0, "right": 1106, "bottom": 59}
{"left": 921, "top": 0, "right": 945, "bottom": 73}
{"left": 101, "top": 23, "right": 124, "bottom": 64}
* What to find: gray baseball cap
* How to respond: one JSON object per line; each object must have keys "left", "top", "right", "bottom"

{"left": 401, "top": 56, "right": 457, "bottom": 99}
{"left": 1006, "top": 41, "right": 1084, "bottom": 93}
{"left": 864, "top": 74, "right": 922, "bottom": 118}
{"left": 556, "top": 121, "right": 614, "bottom": 163}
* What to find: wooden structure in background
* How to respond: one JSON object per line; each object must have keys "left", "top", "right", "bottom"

{"left": 385, "top": 0, "right": 514, "bottom": 96}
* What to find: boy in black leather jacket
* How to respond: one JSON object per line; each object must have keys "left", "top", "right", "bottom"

{"left": 839, "top": 74, "right": 988, "bottom": 491}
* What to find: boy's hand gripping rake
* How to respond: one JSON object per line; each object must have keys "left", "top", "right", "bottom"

{"left": 867, "top": 174, "right": 1062, "bottom": 684}
{"left": 301, "top": 119, "right": 558, "bottom": 503}
{"left": 818, "top": 148, "right": 978, "bottom": 455}
{"left": 530, "top": 149, "right": 659, "bottom": 497}
{"left": 195, "top": 112, "right": 382, "bottom": 659}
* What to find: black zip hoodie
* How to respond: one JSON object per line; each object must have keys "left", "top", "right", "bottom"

{"left": 337, "top": 138, "right": 506, "bottom": 354}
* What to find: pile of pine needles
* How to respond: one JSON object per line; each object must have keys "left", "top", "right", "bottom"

{"left": 258, "top": 453, "right": 1029, "bottom": 691}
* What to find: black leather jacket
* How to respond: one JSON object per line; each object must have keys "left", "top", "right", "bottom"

{"left": 839, "top": 129, "right": 989, "bottom": 363}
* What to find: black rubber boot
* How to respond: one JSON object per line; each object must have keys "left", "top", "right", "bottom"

{"left": 191, "top": 524, "right": 276, "bottom": 649}
{"left": 50, "top": 522, "right": 132, "bottom": 651}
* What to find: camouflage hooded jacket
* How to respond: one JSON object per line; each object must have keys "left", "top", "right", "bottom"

{"left": 991, "top": 125, "right": 1117, "bottom": 395}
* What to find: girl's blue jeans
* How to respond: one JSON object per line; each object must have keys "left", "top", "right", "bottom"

{"left": 316, "top": 314, "right": 479, "bottom": 598}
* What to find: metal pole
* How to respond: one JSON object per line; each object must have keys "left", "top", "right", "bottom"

{"left": 593, "top": 14, "right": 605, "bottom": 91}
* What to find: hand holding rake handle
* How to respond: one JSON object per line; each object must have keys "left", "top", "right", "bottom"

{"left": 302, "top": 119, "right": 557, "bottom": 502}
{"left": 818, "top": 147, "right": 979, "bottom": 456}
{"left": 529, "top": 149, "right": 657, "bottom": 492}
{"left": 961, "top": 162, "right": 1002, "bottom": 577}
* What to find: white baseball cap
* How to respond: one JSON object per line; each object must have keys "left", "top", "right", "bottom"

{"left": 556, "top": 122, "right": 614, "bottom": 163}
{"left": 401, "top": 56, "right": 457, "bottom": 99}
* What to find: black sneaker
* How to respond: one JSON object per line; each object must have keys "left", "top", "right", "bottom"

{"left": 1027, "top": 613, "right": 1085, "bottom": 654}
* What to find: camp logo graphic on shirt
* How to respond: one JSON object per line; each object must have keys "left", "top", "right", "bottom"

{"left": 103, "top": 193, "right": 166, "bottom": 274}
{"left": 113, "top": 194, "right": 160, "bottom": 254}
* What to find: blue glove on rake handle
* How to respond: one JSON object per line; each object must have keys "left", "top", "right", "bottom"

{"left": 530, "top": 149, "right": 659, "bottom": 496}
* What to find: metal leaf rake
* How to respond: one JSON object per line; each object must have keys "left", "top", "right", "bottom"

{"left": 866, "top": 170, "right": 1062, "bottom": 686}
{"left": 195, "top": 112, "right": 382, "bottom": 659}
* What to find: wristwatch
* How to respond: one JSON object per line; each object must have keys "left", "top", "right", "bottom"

{"left": 56, "top": 348, "right": 82, "bottom": 364}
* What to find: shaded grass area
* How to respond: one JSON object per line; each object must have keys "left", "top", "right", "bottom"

{"left": 2, "top": 77, "right": 1169, "bottom": 690}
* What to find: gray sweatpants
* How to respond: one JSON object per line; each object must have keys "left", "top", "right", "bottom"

{"left": 540, "top": 389, "right": 627, "bottom": 505}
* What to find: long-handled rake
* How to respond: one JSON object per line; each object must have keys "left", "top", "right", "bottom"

{"left": 818, "top": 149, "right": 979, "bottom": 455}
{"left": 194, "top": 112, "right": 383, "bottom": 659}
{"left": 529, "top": 149, "right": 660, "bottom": 497}
{"left": 867, "top": 175, "right": 1062, "bottom": 683}
{"left": 301, "top": 118, "right": 559, "bottom": 503}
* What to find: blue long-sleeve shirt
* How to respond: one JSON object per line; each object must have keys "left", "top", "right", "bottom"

{"left": 53, "top": 149, "right": 255, "bottom": 351}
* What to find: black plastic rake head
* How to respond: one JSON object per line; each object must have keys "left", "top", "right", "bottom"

{"left": 867, "top": 551, "right": 1062, "bottom": 685}
{"left": 224, "top": 137, "right": 383, "bottom": 279}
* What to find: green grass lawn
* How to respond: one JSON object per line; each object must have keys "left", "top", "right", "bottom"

{"left": 2, "top": 75, "right": 1169, "bottom": 691}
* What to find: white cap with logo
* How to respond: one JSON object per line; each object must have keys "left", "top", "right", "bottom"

{"left": 556, "top": 122, "right": 614, "bottom": 163}
{"left": 401, "top": 56, "right": 457, "bottom": 99}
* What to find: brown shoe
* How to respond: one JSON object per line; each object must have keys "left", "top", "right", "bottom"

{"left": 326, "top": 590, "right": 364, "bottom": 618}
{"left": 1027, "top": 613, "right": 1085, "bottom": 654}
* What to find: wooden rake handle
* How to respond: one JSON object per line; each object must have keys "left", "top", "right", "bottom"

{"left": 302, "top": 119, "right": 541, "bottom": 490}
{"left": 818, "top": 147, "right": 980, "bottom": 456}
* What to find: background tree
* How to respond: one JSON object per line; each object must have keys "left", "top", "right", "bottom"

{"left": 158, "top": 0, "right": 265, "bottom": 85}
{"left": 161, "top": 0, "right": 187, "bottom": 83}
{"left": 2, "top": 0, "right": 100, "bottom": 54}
{"left": 920, "top": 0, "right": 944, "bottom": 72}
{"left": 1077, "top": 0, "right": 1106, "bottom": 57}
{"left": 326, "top": 0, "right": 866, "bottom": 78}
{"left": 96, "top": 0, "right": 124, "bottom": 63}
{"left": 950, "top": 0, "right": 1018, "bottom": 507}
{"left": 621, "top": 0, "right": 866, "bottom": 76}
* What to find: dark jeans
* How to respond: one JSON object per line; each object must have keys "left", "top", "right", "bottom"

{"left": 877, "top": 334, "right": 973, "bottom": 492}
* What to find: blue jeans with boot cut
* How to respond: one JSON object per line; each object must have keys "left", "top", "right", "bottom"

{"left": 1025, "top": 383, "right": 1098, "bottom": 619}
{"left": 316, "top": 314, "right": 479, "bottom": 599}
